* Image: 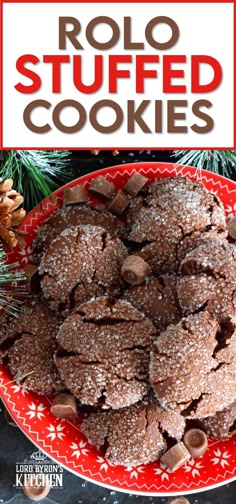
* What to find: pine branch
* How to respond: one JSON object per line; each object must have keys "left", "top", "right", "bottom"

{"left": 0, "top": 150, "right": 71, "bottom": 210}
{"left": 171, "top": 150, "right": 236, "bottom": 178}
{"left": 0, "top": 247, "right": 26, "bottom": 315}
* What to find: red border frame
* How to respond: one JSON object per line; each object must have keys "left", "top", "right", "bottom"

{"left": 0, "top": 0, "right": 235, "bottom": 150}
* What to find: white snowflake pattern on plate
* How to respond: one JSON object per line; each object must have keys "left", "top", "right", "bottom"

{"left": 11, "top": 381, "right": 29, "bottom": 396}
{"left": 96, "top": 456, "right": 115, "bottom": 472}
{"left": 225, "top": 202, "right": 236, "bottom": 218}
{"left": 154, "top": 462, "right": 172, "bottom": 481}
{"left": 125, "top": 466, "right": 145, "bottom": 480}
{"left": 211, "top": 449, "right": 231, "bottom": 468}
{"left": 46, "top": 423, "right": 66, "bottom": 441}
{"left": 184, "top": 459, "right": 204, "bottom": 478}
{"left": 25, "top": 402, "right": 46, "bottom": 420}
{"left": 70, "top": 441, "right": 89, "bottom": 459}
{"left": 18, "top": 245, "right": 34, "bottom": 265}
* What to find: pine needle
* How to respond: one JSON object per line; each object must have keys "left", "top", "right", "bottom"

{"left": 0, "top": 247, "right": 26, "bottom": 315}
{"left": 171, "top": 150, "right": 236, "bottom": 178}
{"left": 0, "top": 370, "right": 34, "bottom": 387}
{"left": 0, "top": 150, "right": 71, "bottom": 210}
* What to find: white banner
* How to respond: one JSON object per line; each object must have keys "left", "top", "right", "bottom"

{"left": 2, "top": 2, "right": 234, "bottom": 148}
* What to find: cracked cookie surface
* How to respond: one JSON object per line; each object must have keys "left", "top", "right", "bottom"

{"left": 150, "top": 311, "right": 236, "bottom": 418}
{"left": 55, "top": 297, "right": 157, "bottom": 409}
{"left": 39, "top": 225, "right": 127, "bottom": 312}
{"left": 177, "top": 239, "right": 236, "bottom": 321}
{"left": 126, "top": 177, "right": 227, "bottom": 275}
{"left": 80, "top": 400, "right": 185, "bottom": 466}
{"left": 0, "top": 298, "right": 63, "bottom": 394}
{"left": 122, "top": 275, "right": 182, "bottom": 332}
{"left": 198, "top": 401, "right": 236, "bottom": 440}
{"left": 34, "top": 205, "right": 125, "bottom": 261}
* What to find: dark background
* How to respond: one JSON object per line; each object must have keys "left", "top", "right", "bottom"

{"left": 67, "top": 150, "right": 236, "bottom": 181}
{"left": 0, "top": 149, "right": 235, "bottom": 503}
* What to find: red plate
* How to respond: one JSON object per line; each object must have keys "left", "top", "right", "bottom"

{"left": 1, "top": 163, "right": 236, "bottom": 496}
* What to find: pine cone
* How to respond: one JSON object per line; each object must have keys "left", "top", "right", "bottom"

{"left": 0, "top": 178, "right": 26, "bottom": 247}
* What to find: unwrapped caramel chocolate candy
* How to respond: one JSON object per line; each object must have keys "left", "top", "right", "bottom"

{"left": 227, "top": 217, "right": 236, "bottom": 240}
{"left": 121, "top": 255, "right": 151, "bottom": 285}
{"left": 183, "top": 428, "right": 208, "bottom": 458}
{"left": 50, "top": 393, "right": 77, "bottom": 420}
{"left": 90, "top": 176, "right": 115, "bottom": 199}
{"left": 23, "top": 475, "right": 50, "bottom": 501}
{"left": 63, "top": 186, "right": 88, "bottom": 206}
{"left": 161, "top": 442, "right": 191, "bottom": 472}
{"left": 90, "top": 149, "right": 100, "bottom": 155}
{"left": 124, "top": 172, "right": 148, "bottom": 197}
{"left": 107, "top": 190, "right": 130, "bottom": 215}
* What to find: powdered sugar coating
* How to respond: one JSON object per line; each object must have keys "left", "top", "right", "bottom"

{"left": 5, "top": 299, "right": 63, "bottom": 394}
{"left": 57, "top": 297, "right": 156, "bottom": 359}
{"left": 177, "top": 229, "right": 227, "bottom": 265}
{"left": 0, "top": 312, "right": 18, "bottom": 363}
{"left": 55, "top": 298, "right": 157, "bottom": 409}
{"left": 178, "top": 239, "right": 236, "bottom": 321}
{"left": 127, "top": 177, "right": 227, "bottom": 275}
{"left": 56, "top": 352, "right": 149, "bottom": 409}
{"left": 34, "top": 205, "right": 125, "bottom": 261}
{"left": 198, "top": 401, "right": 236, "bottom": 440}
{"left": 122, "top": 275, "right": 182, "bottom": 332}
{"left": 81, "top": 400, "right": 185, "bottom": 466}
{"left": 40, "top": 225, "right": 127, "bottom": 312}
{"left": 150, "top": 311, "right": 236, "bottom": 418}
{"left": 78, "top": 296, "right": 144, "bottom": 322}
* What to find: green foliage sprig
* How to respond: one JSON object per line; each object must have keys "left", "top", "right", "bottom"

{"left": 0, "top": 150, "right": 71, "bottom": 210}
{"left": 0, "top": 247, "right": 26, "bottom": 315}
{"left": 172, "top": 150, "right": 236, "bottom": 178}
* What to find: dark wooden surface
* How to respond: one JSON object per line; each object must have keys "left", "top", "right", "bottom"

{"left": 0, "top": 150, "right": 235, "bottom": 503}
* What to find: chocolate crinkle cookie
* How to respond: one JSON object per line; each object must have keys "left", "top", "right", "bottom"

{"left": 55, "top": 297, "right": 157, "bottom": 409}
{"left": 0, "top": 298, "right": 63, "bottom": 394}
{"left": 39, "top": 225, "right": 127, "bottom": 312}
{"left": 177, "top": 238, "right": 236, "bottom": 321}
{"left": 198, "top": 401, "right": 236, "bottom": 440}
{"left": 150, "top": 311, "right": 236, "bottom": 418}
{"left": 34, "top": 205, "right": 125, "bottom": 261}
{"left": 126, "top": 177, "right": 227, "bottom": 275}
{"left": 122, "top": 275, "right": 182, "bottom": 332}
{"left": 0, "top": 311, "right": 17, "bottom": 363}
{"left": 80, "top": 400, "right": 185, "bottom": 466}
